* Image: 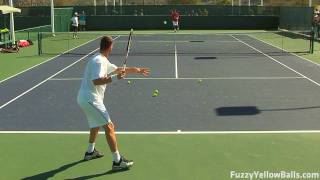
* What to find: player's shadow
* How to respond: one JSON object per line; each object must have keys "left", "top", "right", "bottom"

{"left": 215, "top": 106, "right": 320, "bottom": 116}
{"left": 22, "top": 159, "right": 85, "bottom": 180}
{"left": 66, "top": 169, "right": 130, "bottom": 180}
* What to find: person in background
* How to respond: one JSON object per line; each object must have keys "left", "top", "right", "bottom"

{"left": 79, "top": 11, "right": 86, "bottom": 31}
{"left": 203, "top": 8, "right": 209, "bottom": 16}
{"left": 313, "top": 9, "right": 320, "bottom": 38}
{"left": 171, "top": 9, "right": 180, "bottom": 32}
{"left": 139, "top": 9, "right": 144, "bottom": 16}
{"left": 133, "top": 10, "right": 138, "bottom": 16}
{"left": 71, "top": 12, "right": 79, "bottom": 39}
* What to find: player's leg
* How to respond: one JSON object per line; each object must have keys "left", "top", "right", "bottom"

{"left": 77, "top": 99, "right": 106, "bottom": 161}
{"left": 84, "top": 127, "right": 104, "bottom": 160}
{"left": 172, "top": 21, "right": 176, "bottom": 32}
{"left": 103, "top": 123, "right": 134, "bottom": 170}
{"left": 103, "top": 122, "right": 118, "bottom": 152}
{"left": 72, "top": 26, "right": 76, "bottom": 38}
{"left": 75, "top": 26, "right": 78, "bottom": 38}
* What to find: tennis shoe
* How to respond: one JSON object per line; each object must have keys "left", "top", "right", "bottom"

{"left": 84, "top": 148, "right": 104, "bottom": 161}
{"left": 112, "top": 156, "right": 134, "bottom": 171}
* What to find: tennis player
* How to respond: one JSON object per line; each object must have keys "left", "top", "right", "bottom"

{"left": 171, "top": 9, "right": 180, "bottom": 32}
{"left": 77, "top": 36, "right": 150, "bottom": 170}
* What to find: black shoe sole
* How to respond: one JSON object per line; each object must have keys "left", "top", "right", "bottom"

{"left": 84, "top": 155, "right": 104, "bottom": 161}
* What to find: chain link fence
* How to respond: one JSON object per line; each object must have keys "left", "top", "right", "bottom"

{"left": 0, "top": 0, "right": 319, "bottom": 6}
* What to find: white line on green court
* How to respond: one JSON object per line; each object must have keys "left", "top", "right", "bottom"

{"left": 1, "top": 130, "right": 320, "bottom": 134}
{"left": 248, "top": 34, "right": 320, "bottom": 67}
{"left": 230, "top": 35, "right": 320, "bottom": 88}
{"left": 0, "top": 49, "right": 97, "bottom": 110}
{"left": 49, "top": 77, "right": 305, "bottom": 81}
{"left": 0, "top": 36, "right": 120, "bottom": 110}
{"left": 0, "top": 36, "right": 104, "bottom": 84}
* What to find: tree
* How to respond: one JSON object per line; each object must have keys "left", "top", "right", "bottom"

{"left": 54, "top": 0, "right": 77, "bottom": 6}
{"left": 216, "top": 0, "right": 231, "bottom": 5}
{"left": 169, "top": 0, "right": 202, "bottom": 4}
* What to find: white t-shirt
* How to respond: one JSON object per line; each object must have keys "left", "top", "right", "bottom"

{"left": 78, "top": 53, "right": 118, "bottom": 103}
{"left": 71, "top": 16, "right": 79, "bottom": 27}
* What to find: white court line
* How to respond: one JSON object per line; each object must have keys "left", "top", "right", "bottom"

{"left": 49, "top": 77, "right": 305, "bottom": 81}
{"left": 248, "top": 34, "right": 320, "bottom": 67}
{"left": 0, "top": 36, "right": 104, "bottom": 84}
{"left": 230, "top": 35, "right": 320, "bottom": 88}
{"left": 1, "top": 130, "right": 320, "bottom": 134}
{"left": 174, "top": 41, "right": 179, "bottom": 79}
{"left": 138, "top": 40, "right": 188, "bottom": 43}
{"left": 135, "top": 40, "right": 238, "bottom": 43}
{"left": 0, "top": 36, "right": 120, "bottom": 110}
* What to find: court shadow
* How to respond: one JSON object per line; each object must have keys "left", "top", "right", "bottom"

{"left": 66, "top": 169, "right": 130, "bottom": 180}
{"left": 22, "top": 160, "right": 85, "bottom": 180}
{"left": 215, "top": 106, "right": 320, "bottom": 116}
{"left": 216, "top": 106, "right": 261, "bottom": 116}
{"left": 194, "top": 56, "right": 217, "bottom": 60}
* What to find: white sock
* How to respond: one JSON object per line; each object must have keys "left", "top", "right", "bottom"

{"left": 87, "top": 143, "right": 95, "bottom": 153}
{"left": 112, "top": 151, "right": 121, "bottom": 163}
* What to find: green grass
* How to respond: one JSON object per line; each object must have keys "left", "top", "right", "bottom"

{"left": 0, "top": 43, "right": 53, "bottom": 81}
{"left": 0, "top": 33, "right": 99, "bottom": 81}
{"left": 0, "top": 133, "right": 320, "bottom": 180}
{"left": 252, "top": 32, "right": 320, "bottom": 63}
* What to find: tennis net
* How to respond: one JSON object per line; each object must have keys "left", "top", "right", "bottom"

{"left": 37, "top": 30, "right": 313, "bottom": 56}
{"left": 16, "top": 25, "right": 51, "bottom": 41}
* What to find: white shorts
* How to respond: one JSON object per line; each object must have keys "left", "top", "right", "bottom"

{"left": 77, "top": 97, "right": 111, "bottom": 128}
{"left": 172, "top": 21, "right": 179, "bottom": 26}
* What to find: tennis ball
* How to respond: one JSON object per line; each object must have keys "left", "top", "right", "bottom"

{"left": 163, "top": 21, "right": 167, "bottom": 25}
{"left": 198, "top": 79, "right": 203, "bottom": 83}
{"left": 127, "top": 80, "right": 131, "bottom": 85}
{"left": 154, "top": 89, "right": 159, "bottom": 93}
{"left": 152, "top": 92, "right": 158, "bottom": 97}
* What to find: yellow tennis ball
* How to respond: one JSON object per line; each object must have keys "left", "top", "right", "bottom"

{"left": 127, "top": 80, "right": 131, "bottom": 84}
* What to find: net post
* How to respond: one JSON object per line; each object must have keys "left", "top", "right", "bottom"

{"left": 310, "top": 29, "right": 315, "bottom": 54}
{"left": 37, "top": 32, "right": 42, "bottom": 55}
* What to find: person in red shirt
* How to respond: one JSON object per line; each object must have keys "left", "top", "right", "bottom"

{"left": 171, "top": 9, "right": 180, "bottom": 32}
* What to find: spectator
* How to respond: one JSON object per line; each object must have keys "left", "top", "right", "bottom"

{"left": 313, "top": 9, "right": 320, "bottom": 38}
{"left": 79, "top": 11, "right": 86, "bottom": 31}
{"left": 139, "top": 9, "right": 144, "bottom": 16}
{"left": 71, "top": 12, "right": 79, "bottom": 39}
{"left": 191, "top": 10, "right": 195, "bottom": 16}
{"left": 203, "top": 8, "right": 209, "bottom": 16}
{"left": 133, "top": 10, "right": 138, "bottom": 16}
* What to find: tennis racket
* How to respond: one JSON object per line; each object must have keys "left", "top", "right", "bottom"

{"left": 123, "top": 29, "right": 133, "bottom": 69}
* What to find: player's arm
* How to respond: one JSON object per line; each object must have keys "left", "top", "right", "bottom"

{"left": 115, "top": 67, "right": 150, "bottom": 77}
{"left": 92, "top": 72, "right": 125, "bottom": 85}
{"left": 92, "top": 62, "right": 126, "bottom": 85}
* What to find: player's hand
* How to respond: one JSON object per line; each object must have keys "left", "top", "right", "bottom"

{"left": 117, "top": 70, "right": 126, "bottom": 80}
{"left": 139, "top": 68, "right": 150, "bottom": 77}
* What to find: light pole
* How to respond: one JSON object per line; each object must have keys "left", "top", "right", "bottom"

{"left": 51, "top": 0, "right": 55, "bottom": 35}
{"left": 9, "top": 0, "right": 15, "bottom": 43}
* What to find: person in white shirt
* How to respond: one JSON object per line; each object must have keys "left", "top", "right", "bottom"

{"left": 71, "top": 12, "right": 79, "bottom": 38}
{"left": 77, "top": 36, "right": 150, "bottom": 171}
